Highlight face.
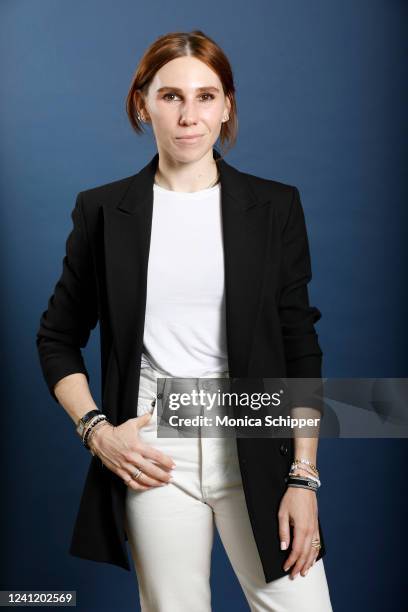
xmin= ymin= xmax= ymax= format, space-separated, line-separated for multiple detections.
xmin=139 ymin=56 xmax=231 ymax=162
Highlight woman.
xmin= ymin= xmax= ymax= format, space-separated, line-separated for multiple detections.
xmin=36 ymin=30 xmax=333 ymax=611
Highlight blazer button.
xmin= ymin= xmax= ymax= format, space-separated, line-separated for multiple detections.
xmin=279 ymin=443 xmax=288 ymax=456
xmin=157 ymin=392 xmax=163 ymax=400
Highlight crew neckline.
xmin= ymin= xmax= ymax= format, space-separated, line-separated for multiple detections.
xmin=153 ymin=181 xmax=221 ymax=198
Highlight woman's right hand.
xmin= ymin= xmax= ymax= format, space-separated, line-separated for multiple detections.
xmin=88 ymin=413 xmax=175 ymax=490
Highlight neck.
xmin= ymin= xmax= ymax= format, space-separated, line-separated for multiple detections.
xmin=154 ymin=148 xmax=219 ymax=193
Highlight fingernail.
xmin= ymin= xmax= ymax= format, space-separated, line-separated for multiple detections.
xmin=303 ymin=569 xmax=309 ymax=577
xmin=280 ymin=541 xmax=287 ymax=550
xmin=292 ymin=573 xmax=298 ymax=580
xmin=283 ymin=567 xmax=290 ymax=572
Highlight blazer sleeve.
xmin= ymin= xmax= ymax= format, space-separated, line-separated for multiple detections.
xmin=279 ymin=186 xmax=323 ymax=379
xmin=36 ymin=192 xmax=99 ymax=403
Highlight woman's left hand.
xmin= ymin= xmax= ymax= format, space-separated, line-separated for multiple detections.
xmin=278 ymin=487 xmax=320 ymax=579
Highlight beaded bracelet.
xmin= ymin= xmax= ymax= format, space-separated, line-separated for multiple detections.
xmin=82 ymin=413 xmax=106 ymax=439
xmin=83 ymin=415 xmax=109 ymax=450
xmin=87 ymin=420 xmax=111 ymax=455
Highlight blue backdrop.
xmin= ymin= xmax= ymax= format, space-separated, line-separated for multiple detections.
xmin=1 ymin=0 xmax=406 ymax=610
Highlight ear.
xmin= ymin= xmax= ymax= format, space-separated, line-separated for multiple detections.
xmin=133 ymin=90 xmax=150 ymax=121
xmin=225 ymin=94 xmax=232 ymax=115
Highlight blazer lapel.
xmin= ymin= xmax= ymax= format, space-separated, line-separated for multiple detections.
xmin=102 ymin=149 xmax=274 ymax=385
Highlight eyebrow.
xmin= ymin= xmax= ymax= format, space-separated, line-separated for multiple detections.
xmin=156 ymin=86 xmax=220 ymax=94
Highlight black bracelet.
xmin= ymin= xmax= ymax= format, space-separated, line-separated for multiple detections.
xmin=285 ymin=475 xmax=319 ymax=491
xmin=83 ymin=415 xmax=108 ymax=450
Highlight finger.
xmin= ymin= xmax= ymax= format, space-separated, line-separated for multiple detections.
xmin=133 ymin=412 xmax=154 ymax=428
xmin=283 ymin=525 xmax=307 ymax=574
xmin=278 ymin=510 xmax=291 ymax=552
xmin=129 ymin=470 xmax=169 ymax=488
xmin=121 ymin=457 xmax=171 ymax=487
xmin=311 ymin=533 xmax=322 ymax=568
xmin=123 ymin=474 xmax=151 ymax=491
xmin=104 ymin=460 xmax=152 ymax=491
xmin=290 ymin=531 xmax=314 ymax=578
xmin=301 ymin=548 xmax=319 ymax=576
xmin=118 ymin=460 xmax=163 ymax=490
xmin=139 ymin=443 xmax=176 ymax=471
xmin=124 ymin=450 xmax=173 ymax=484
xmin=301 ymin=532 xmax=319 ymax=576
xmin=125 ymin=476 xmax=151 ymax=491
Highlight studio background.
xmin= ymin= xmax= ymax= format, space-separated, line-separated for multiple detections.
xmin=1 ymin=1 xmax=406 ymax=610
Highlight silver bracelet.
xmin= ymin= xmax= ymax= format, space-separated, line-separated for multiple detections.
xmin=87 ymin=420 xmax=111 ymax=455
xmin=83 ymin=415 xmax=108 ymax=450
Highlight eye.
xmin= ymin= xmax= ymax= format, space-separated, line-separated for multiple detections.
xmin=162 ymin=93 xmax=180 ymax=101
xmin=200 ymin=93 xmax=215 ymax=101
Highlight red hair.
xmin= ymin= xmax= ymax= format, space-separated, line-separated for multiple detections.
xmin=126 ymin=30 xmax=238 ymax=159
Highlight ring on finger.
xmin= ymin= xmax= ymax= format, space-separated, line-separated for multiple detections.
xmin=131 ymin=467 xmax=143 ymax=481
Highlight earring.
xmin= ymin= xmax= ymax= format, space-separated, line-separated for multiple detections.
xmin=137 ymin=111 xmax=144 ymax=122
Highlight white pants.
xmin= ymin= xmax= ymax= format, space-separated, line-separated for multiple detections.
xmin=125 ymin=365 xmax=333 ymax=612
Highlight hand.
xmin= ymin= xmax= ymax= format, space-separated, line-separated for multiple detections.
xmin=88 ymin=413 xmax=175 ymax=491
xmin=278 ymin=486 xmax=320 ymax=579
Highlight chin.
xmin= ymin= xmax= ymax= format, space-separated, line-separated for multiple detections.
xmin=171 ymin=147 xmax=207 ymax=163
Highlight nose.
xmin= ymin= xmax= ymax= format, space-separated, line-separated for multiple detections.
xmin=179 ymin=99 xmax=199 ymax=125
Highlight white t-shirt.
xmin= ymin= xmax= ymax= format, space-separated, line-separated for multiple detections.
xmin=140 ymin=180 xmax=228 ymax=377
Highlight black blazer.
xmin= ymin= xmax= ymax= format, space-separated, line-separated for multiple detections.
xmin=36 ymin=148 xmax=326 ymax=583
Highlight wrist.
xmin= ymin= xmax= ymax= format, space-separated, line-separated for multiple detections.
xmin=286 ymin=457 xmax=321 ymax=492
xmin=89 ymin=421 xmax=113 ymax=450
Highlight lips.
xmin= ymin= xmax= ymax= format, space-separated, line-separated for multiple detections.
xmin=176 ymin=135 xmax=203 ymax=140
